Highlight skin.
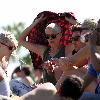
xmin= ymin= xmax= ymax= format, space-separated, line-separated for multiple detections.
xmin=18 ymin=14 xmax=74 ymax=82
xmin=0 ymin=42 xmax=13 ymax=80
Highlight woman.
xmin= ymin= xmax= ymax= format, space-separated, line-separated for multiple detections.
xmin=0 ymin=31 xmax=18 ymax=96
xmin=18 ymin=14 xmax=75 ymax=85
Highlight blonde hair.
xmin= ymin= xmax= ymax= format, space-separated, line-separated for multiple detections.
xmin=0 ymin=31 xmax=18 ymax=50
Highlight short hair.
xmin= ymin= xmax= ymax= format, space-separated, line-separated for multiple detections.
xmin=81 ymin=19 xmax=97 ymax=31
xmin=59 ymin=75 xmax=84 ymax=100
xmin=21 ymin=64 xmax=32 ymax=76
xmin=14 ymin=65 xmax=31 ymax=76
xmin=0 ymin=31 xmax=18 ymax=50
xmin=46 ymin=23 xmax=61 ymax=33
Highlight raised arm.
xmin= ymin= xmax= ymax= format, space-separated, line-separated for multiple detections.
xmin=70 ymin=43 xmax=90 ymax=67
xmin=18 ymin=14 xmax=47 ymax=58
xmin=89 ymin=19 xmax=100 ymax=71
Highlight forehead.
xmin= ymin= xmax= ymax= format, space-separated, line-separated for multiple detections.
xmin=45 ymin=27 xmax=58 ymax=34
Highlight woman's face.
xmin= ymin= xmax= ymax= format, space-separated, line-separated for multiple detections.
xmin=0 ymin=42 xmax=11 ymax=58
xmin=45 ymin=28 xmax=61 ymax=47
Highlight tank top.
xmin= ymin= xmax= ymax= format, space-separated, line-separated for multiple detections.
xmin=43 ymin=47 xmax=65 ymax=85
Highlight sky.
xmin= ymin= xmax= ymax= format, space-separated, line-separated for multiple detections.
xmin=0 ymin=0 xmax=100 ymax=28
xmin=1 ymin=0 xmax=100 ymax=78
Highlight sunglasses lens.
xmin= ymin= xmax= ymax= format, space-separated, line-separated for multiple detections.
xmin=51 ymin=35 xmax=56 ymax=39
xmin=72 ymin=36 xmax=80 ymax=41
xmin=46 ymin=34 xmax=57 ymax=39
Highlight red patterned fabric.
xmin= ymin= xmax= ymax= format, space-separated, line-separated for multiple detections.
xmin=28 ymin=11 xmax=76 ymax=69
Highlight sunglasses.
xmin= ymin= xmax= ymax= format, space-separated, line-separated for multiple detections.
xmin=81 ymin=28 xmax=89 ymax=31
xmin=0 ymin=42 xmax=13 ymax=50
xmin=45 ymin=33 xmax=59 ymax=39
xmin=71 ymin=36 xmax=80 ymax=42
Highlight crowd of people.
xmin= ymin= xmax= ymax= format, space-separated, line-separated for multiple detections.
xmin=0 ymin=11 xmax=100 ymax=100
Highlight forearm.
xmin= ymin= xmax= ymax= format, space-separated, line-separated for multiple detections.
xmin=83 ymin=73 xmax=96 ymax=89
xmin=18 ymin=22 xmax=37 ymax=43
xmin=90 ymin=45 xmax=100 ymax=71
xmin=71 ymin=44 xmax=90 ymax=67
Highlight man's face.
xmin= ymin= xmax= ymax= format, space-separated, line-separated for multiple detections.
xmin=45 ymin=28 xmax=61 ymax=46
xmin=72 ymin=31 xmax=81 ymax=49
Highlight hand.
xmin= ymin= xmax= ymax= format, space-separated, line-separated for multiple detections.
xmin=32 ymin=14 xmax=47 ymax=25
xmin=43 ymin=60 xmax=56 ymax=73
xmin=65 ymin=16 xmax=78 ymax=25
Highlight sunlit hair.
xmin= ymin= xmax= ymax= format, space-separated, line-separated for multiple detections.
xmin=0 ymin=31 xmax=18 ymax=50
xmin=46 ymin=23 xmax=61 ymax=33
xmin=81 ymin=19 xmax=97 ymax=31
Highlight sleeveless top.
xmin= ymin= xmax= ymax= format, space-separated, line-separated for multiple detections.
xmin=43 ymin=47 xmax=65 ymax=61
xmin=43 ymin=47 xmax=65 ymax=85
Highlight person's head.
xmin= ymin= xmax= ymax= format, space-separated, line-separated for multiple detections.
xmin=81 ymin=19 xmax=97 ymax=34
xmin=95 ymin=19 xmax=100 ymax=45
xmin=45 ymin=23 xmax=62 ymax=47
xmin=58 ymin=75 xmax=84 ymax=100
xmin=0 ymin=31 xmax=18 ymax=59
xmin=21 ymin=65 xmax=32 ymax=76
xmin=12 ymin=65 xmax=32 ymax=78
xmin=71 ymin=27 xmax=84 ymax=50
xmin=80 ymin=19 xmax=97 ymax=43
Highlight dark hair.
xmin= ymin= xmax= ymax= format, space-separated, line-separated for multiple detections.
xmin=72 ymin=27 xmax=82 ymax=33
xmin=59 ymin=75 xmax=84 ymax=100
xmin=21 ymin=67 xmax=31 ymax=76
xmin=13 ymin=66 xmax=21 ymax=73
xmin=13 ymin=65 xmax=31 ymax=76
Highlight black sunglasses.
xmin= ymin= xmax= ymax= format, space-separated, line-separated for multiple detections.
xmin=0 ymin=42 xmax=13 ymax=50
xmin=45 ymin=33 xmax=59 ymax=39
xmin=71 ymin=36 xmax=80 ymax=41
